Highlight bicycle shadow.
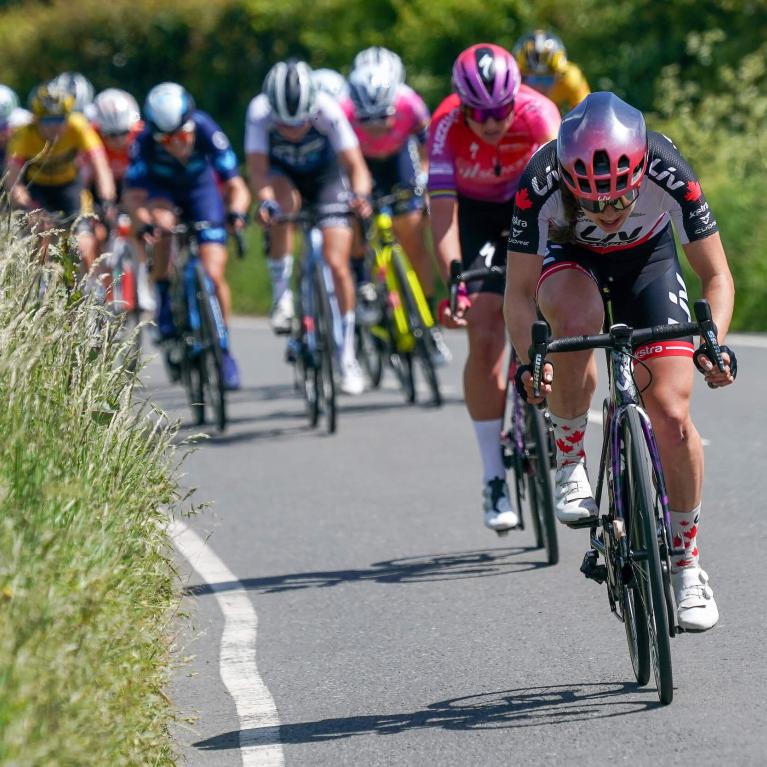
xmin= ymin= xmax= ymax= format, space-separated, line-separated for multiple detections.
xmin=184 ymin=546 xmax=547 ymax=597
xmin=192 ymin=682 xmax=660 ymax=750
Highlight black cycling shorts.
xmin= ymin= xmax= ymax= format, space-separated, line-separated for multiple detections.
xmin=457 ymin=194 xmax=514 ymax=296
xmin=271 ymin=159 xmax=352 ymax=229
xmin=28 ymin=180 xmax=84 ymax=220
xmin=539 ymin=224 xmax=694 ymax=361
xmin=367 ymin=137 xmax=425 ymax=216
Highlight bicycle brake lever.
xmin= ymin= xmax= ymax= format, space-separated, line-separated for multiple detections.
xmin=530 ymin=321 xmax=549 ymax=399
xmin=694 ymin=299 xmax=725 ymax=372
xmin=449 ymin=260 xmax=462 ymax=314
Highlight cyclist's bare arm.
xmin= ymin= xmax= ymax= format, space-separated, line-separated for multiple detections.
xmin=123 ymin=188 xmax=154 ymax=231
xmin=87 ymin=148 xmax=116 ymax=204
xmin=684 ymin=232 xmax=736 ymax=387
xmin=245 ymin=152 xmax=277 ymax=224
xmin=222 ymin=175 xmax=251 ymax=219
xmin=505 ymin=248 xmax=552 ymax=402
xmin=338 ymin=146 xmax=372 ymax=216
xmin=430 ymin=196 xmax=460 ymax=282
xmin=4 ymin=157 xmax=32 ymax=209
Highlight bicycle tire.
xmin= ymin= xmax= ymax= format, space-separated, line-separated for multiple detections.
xmin=182 ymin=348 xmax=205 ymax=426
xmin=624 ymin=407 xmax=673 ymax=704
xmin=196 ymin=264 xmax=227 ymax=432
xmin=525 ymin=405 xmax=559 ymax=565
xmin=391 ymin=249 xmax=441 ymax=406
xmin=312 ymin=261 xmax=337 ymax=434
xmin=621 ymin=570 xmax=651 ymax=686
xmin=356 ymin=323 xmax=383 ymax=388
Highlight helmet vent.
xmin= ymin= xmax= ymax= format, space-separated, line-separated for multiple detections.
xmin=593 ymin=150 xmax=610 ymax=176
xmin=617 ymin=154 xmax=630 ymax=171
xmin=574 ymin=159 xmax=587 ymax=176
xmin=596 ymin=179 xmax=611 ymax=194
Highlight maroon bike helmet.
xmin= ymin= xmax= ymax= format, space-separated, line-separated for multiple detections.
xmin=557 ymin=91 xmax=647 ymax=200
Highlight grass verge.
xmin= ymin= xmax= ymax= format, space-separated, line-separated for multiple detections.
xmin=0 ymin=213 xmax=184 ymax=765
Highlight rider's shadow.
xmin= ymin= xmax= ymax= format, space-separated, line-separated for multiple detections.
xmin=192 ymin=681 xmax=659 ymax=750
xmin=184 ymin=546 xmax=549 ymax=597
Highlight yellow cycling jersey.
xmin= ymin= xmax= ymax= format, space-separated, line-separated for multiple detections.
xmin=7 ymin=112 xmax=103 ymax=186
xmin=524 ymin=62 xmax=591 ymax=114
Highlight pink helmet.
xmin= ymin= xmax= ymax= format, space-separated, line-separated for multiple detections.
xmin=452 ymin=43 xmax=521 ymax=109
xmin=557 ymin=92 xmax=648 ymax=200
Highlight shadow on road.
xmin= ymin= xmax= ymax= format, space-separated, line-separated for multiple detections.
xmin=193 ymin=681 xmax=659 ymax=750
xmin=185 ymin=546 xmax=548 ymax=597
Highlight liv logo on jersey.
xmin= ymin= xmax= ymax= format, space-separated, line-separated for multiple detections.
xmin=648 ymin=158 xmax=686 ymax=192
xmin=579 ymin=225 xmax=643 ymax=246
xmin=531 ymin=164 xmax=559 ymax=196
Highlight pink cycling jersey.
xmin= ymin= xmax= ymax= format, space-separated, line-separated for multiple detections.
xmin=427 ymin=86 xmax=560 ymax=203
xmin=342 ymin=84 xmax=430 ymax=159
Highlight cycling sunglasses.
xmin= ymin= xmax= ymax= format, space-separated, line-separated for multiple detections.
xmin=103 ymin=130 xmax=130 ymax=139
xmin=39 ymin=115 xmax=66 ymax=126
xmin=358 ymin=108 xmax=396 ymax=124
xmin=462 ymin=101 xmax=515 ymax=124
xmin=153 ymin=120 xmax=195 ymax=144
xmin=577 ymin=186 xmax=640 ymax=213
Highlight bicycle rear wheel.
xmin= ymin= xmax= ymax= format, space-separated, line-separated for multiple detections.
xmin=624 ymin=407 xmax=673 ymax=704
xmin=196 ymin=264 xmax=227 ymax=432
xmin=525 ymin=405 xmax=559 ymax=565
xmin=356 ymin=322 xmax=383 ymax=388
xmin=312 ymin=262 xmax=337 ymax=434
xmin=181 ymin=345 xmax=205 ymax=426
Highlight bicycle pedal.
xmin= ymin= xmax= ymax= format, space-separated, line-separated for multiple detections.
xmin=495 ymin=528 xmax=511 ymax=538
xmin=566 ymin=515 xmax=599 ymax=530
xmin=580 ymin=550 xmax=607 ymax=584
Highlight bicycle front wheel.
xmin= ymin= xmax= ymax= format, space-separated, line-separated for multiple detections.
xmin=624 ymin=407 xmax=673 ymax=704
xmin=312 ymin=262 xmax=337 ymax=434
xmin=525 ymin=405 xmax=559 ymax=565
xmin=196 ymin=265 xmax=227 ymax=432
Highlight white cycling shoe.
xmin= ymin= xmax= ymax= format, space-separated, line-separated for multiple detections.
xmin=340 ymin=358 xmax=365 ymax=396
xmin=270 ymin=290 xmax=294 ymax=335
xmin=483 ymin=478 xmax=519 ymax=532
xmin=554 ymin=463 xmax=599 ymax=524
xmin=672 ymin=567 xmax=719 ymax=632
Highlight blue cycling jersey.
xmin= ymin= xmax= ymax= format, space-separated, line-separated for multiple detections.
xmin=125 ymin=110 xmax=239 ymax=189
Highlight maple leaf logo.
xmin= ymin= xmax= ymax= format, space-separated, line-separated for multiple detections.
xmin=684 ymin=181 xmax=702 ymax=202
xmin=515 ymin=188 xmax=533 ymax=210
xmin=556 ymin=439 xmax=573 ymax=454
xmin=566 ymin=430 xmax=585 ymax=444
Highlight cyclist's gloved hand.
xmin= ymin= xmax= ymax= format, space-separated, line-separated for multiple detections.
xmin=137 ymin=222 xmax=156 ymax=243
xmin=513 ymin=360 xmax=554 ymax=404
xmin=101 ymin=199 xmax=118 ymax=226
xmin=694 ymin=342 xmax=737 ymax=388
xmin=257 ymin=200 xmax=282 ymax=226
xmin=438 ymin=285 xmax=471 ymax=329
xmin=350 ymin=192 xmax=373 ymax=220
xmin=227 ymin=210 xmax=248 ymax=230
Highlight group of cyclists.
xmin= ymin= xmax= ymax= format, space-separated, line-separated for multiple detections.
xmin=0 ymin=28 xmax=737 ymax=633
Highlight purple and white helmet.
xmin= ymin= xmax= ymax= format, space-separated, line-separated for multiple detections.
xmin=452 ymin=43 xmax=520 ymax=109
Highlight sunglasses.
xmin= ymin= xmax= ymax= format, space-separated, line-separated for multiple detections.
xmin=577 ymin=186 xmax=640 ymax=213
xmin=103 ymin=130 xmax=130 ymax=139
xmin=358 ymin=108 xmax=396 ymax=125
xmin=39 ymin=116 xmax=66 ymax=126
xmin=462 ymin=101 xmax=515 ymax=124
xmin=153 ymin=120 xmax=195 ymax=144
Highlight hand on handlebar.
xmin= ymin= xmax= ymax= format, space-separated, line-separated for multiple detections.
xmin=438 ymin=292 xmax=471 ymax=329
xmin=257 ymin=200 xmax=282 ymax=227
xmin=515 ymin=362 xmax=554 ymax=404
xmin=694 ymin=344 xmax=737 ymax=389
xmin=350 ymin=193 xmax=372 ymax=220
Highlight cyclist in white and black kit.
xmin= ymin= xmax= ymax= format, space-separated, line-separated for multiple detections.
xmin=245 ymin=59 xmax=372 ymax=395
xmin=505 ymin=92 xmax=736 ymax=631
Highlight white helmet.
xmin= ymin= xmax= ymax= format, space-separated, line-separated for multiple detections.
xmin=0 ymin=84 xmax=19 ymax=126
xmin=348 ymin=62 xmax=399 ymax=120
xmin=263 ymin=60 xmax=316 ymax=125
xmin=8 ymin=107 xmax=32 ymax=130
xmin=93 ymin=88 xmax=141 ymax=135
xmin=144 ymin=82 xmax=195 ymax=133
xmin=352 ymin=47 xmax=405 ymax=86
xmin=51 ymin=71 xmax=95 ymax=112
xmin=312 ymin=68 xmax=349 ymax=102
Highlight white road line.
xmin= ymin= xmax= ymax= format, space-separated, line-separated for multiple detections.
xmin=170 ymin=518 xmax=285 ymax=767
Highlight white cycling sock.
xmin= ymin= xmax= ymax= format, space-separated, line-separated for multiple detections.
xmin=670 ymin=504 xmax=701 ymax=573
xmin=341 ymin=311 xmax=356 ymax=367
xmin=550 ymin=411 xmax=589 ymax=470
xmin=472 ymin=418 xmax=506 ymax=483
xmin=267 ymin=255 xmax=293 ymax=304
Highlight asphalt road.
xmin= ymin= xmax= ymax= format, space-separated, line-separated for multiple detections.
xmin=154 ymin=319 xmax=767 ymax=767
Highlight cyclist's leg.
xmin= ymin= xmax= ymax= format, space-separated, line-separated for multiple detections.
xmin=267 ymin=171 xmax=301 ymax=331
xmin=621 ymin=232 xmax=716 ymax=629
xmin=536 ymin=244 xmax=603 ymax=522
xmin=146 ymin=195 xmax=178 ymax=338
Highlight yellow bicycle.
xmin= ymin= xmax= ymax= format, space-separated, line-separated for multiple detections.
xmin=356 ymin=191 xmax=442 ymax=407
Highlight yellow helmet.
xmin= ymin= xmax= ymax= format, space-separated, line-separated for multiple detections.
xmin=29 ymin=81 xmax=75 ymax=118
xmin=512 ymin=30 xmax=567 ymax=76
